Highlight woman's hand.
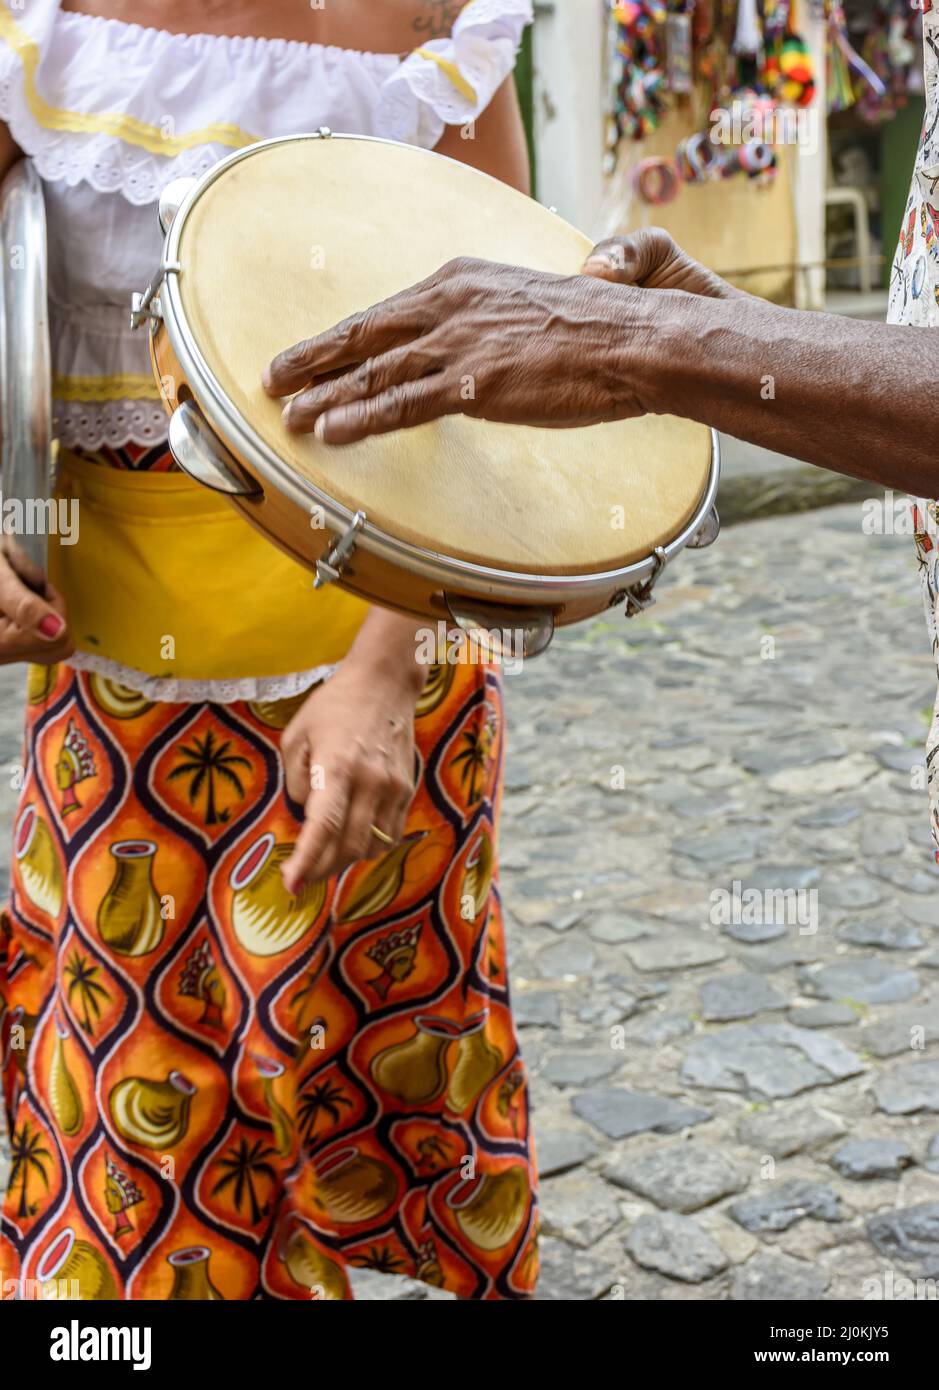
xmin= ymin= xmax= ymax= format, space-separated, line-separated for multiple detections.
xmin=0 ymin=548 xmax=74 ymax=666
xmin=279 ymin=613 xmax=424 ymax=890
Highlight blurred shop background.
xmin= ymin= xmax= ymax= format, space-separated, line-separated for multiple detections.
xmin=514 ymin=1 xmax=924 ymax=522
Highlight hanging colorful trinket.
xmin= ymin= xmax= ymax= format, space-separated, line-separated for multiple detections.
xmin=825 ymin=0 xmax=886 ymax=113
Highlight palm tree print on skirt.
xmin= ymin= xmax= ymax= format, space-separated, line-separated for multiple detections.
xmin=0 ymin=660 xmax=537 ymax=1299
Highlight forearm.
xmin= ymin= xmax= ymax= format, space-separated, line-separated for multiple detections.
xmin=628 ymin=287 xmax=939 ymax=496
xmin=344 ymin=605 xmax=426 ymax=698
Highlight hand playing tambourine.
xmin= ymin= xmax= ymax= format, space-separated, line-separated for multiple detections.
xmin=263 ymin=230 xmax=746 ymax=444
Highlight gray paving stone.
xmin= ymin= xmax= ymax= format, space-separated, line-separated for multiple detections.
xmin=868 ymin=861 xmax=939 ymax=895
xmin=872 ymin=1059 xmax=939 ymax=1114
xmin=925 ymin=1132 xmax=939 ymax=1175
xmin=837 ymin=919 xmax=924 ymax=951
xmin=604 ymin=972 xmax=669 ymax=1002
xmin=859 ymin=821 xmax=909 ymax=857
xmin=534 ymin=1236 xmax=619 ymax=1301
xmin=830 ymin=1138 xmax=913 ymax=1180
xmin=543 ymin=1050 xmax=621 ymax=1088
xmin=729 ymin=864 xmax=822 ymax=893
xmin=860 ymin=1007 xmax=939 ymax=1059
xmin=535 ymin=938 xmax=597 ymax=979
xmin=624 ymin=936 xmax=727 ymax=973
xmin=736 ymin=1104 xmax=847 ymax=1158
xmin=681 ymin=1023 xmax=863 ymax=1099
xmin=624 ymin=1211 xmax=729 ymax=1283
xmin=535 ymin=1128 xmax=599 ymax=1178
xmin=742 ymin=942 xmax=825 ymax=973
xmin=629 ymin=1012 xmax=695 ymax=1047
xmin=572 ymin=1087 xmax=711 ymax=1140
xmin=767 ymin=755 xmax=878 ymax=797
xmin=698 ymin=973 xmax=787 ymax=1021
xmin=605 ymin=1142 xmax=748 ymax=1213
xmin=588 ymin=913 xmax=653 ymax=944
xmin=503 ymin=760 xmax=538 ymax=793
xmin=820 ymin=877 xmax=886 ymax=910
xmin=902 ymin=898 xmax=939 ymax=928
xmin=721 ymin=918 xmax=787 ymax=945
xmin=514 ymin=991 xmax=562 ymax=1029
xmin=872 ymin=744 xmax=923 ymax=774
xmin=796 ymin=804 xmax=862 ymax=829
xmin=867 ymin=1203 xmax=939 ymax=1276
xmin=682 ymin=827 xmax=771 ymax=865
xmin=728 ymin=1179 xmax=844 ymax=1232
xmin=541 ymin=1171 xmax=623 ymax=1249
xmin=543 ymin=909 xmax=589 ymax=934
xmin=576 ymin=992 xmax=638 ymax=1026
xmin=799 ymin=958 xmax=921 ymax=1005
xmin=731 ymin=1251 xmax=830 ymax=1300
xmin=786 ymin=1003 xmax=859 ymax=1029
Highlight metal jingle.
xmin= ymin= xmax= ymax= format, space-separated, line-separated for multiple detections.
xmin=159 ymin=177 xmax=199 ymax=234
xmin=168 ymin=400 xmax=261 ymax=496
xmin=444 ymin=596 xmax=555 ymax=659
xmin=687 ymin=503 xmax=721 ymax=549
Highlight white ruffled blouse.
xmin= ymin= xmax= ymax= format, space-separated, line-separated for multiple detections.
xmin=0 ymin=0 xmax=532 ymax=452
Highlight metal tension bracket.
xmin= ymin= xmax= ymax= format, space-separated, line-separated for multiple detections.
xmin=130 ymin=261 xmax=182 ymax=330
xmin=622 ymin=545 xmax=668 ymax=619
xmin=314 ymin=510 xmax=367 ymax=589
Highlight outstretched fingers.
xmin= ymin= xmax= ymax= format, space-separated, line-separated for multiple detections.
xmin=282 ymin=344 xmax=442 ymax=433
xmin=313 ymin=377 xmax=456 ymax=445
xmin=264 ymin=287 xmax=438 ymax=398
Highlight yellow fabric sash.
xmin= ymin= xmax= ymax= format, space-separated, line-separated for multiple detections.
xmin=49 ymin=452 xmax=369 ymax=681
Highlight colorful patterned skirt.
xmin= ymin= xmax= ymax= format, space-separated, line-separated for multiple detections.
xmin=0 ymin=658 xmax=538 ymax=1299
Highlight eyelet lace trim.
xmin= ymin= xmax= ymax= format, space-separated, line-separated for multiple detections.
xmin=68 ymin=649 xmax=336 ymax=705
xmin=53 ymin=397 xmax=169 ymax=450
xmin=0 ymin=69 xmax=230 ymax=204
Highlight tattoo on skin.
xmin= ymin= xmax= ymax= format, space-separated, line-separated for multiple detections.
xmin=413 ymin=1 xmax=465 ymax=40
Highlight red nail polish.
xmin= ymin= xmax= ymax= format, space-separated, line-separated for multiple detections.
xmin=39 ymin=615 xmax=63 ymax=639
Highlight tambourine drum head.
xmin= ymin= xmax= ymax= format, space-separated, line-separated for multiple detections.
xmin=177 ymin=138 xmax=711 ymax=576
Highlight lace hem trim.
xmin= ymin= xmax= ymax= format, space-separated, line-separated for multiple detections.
xmin=68 ymin=650 xmax=336 ymax=705
xmin=53 ymin=397 xmax=169 ymax=450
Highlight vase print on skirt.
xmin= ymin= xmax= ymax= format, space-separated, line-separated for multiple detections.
xmin=0 ymin=658 xmax=538 ymax=1299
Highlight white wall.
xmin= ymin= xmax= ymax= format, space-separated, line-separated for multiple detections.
xmin=792 ymin=4 xmax=828 ymax=310
xmin=532 ymin=0 xmax=607 ymax=234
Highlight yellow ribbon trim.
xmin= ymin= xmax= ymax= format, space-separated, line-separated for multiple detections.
xmin=0 ymin=6 xmax=258 ymax=156
xmin=414 ymin=47 xmax=478 ymax=106
xmin=53 ymin=374 xmax=161 ymax=402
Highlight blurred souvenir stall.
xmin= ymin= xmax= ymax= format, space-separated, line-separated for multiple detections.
xmin=530 ymin=1 xmax=925 ymax=310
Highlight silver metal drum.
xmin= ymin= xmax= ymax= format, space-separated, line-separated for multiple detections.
xmin=0 ymin=159 xmax=52 ymax=585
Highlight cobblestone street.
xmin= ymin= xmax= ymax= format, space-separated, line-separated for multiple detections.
xmin=3 ymin=502 xmax=939 ymax=1300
